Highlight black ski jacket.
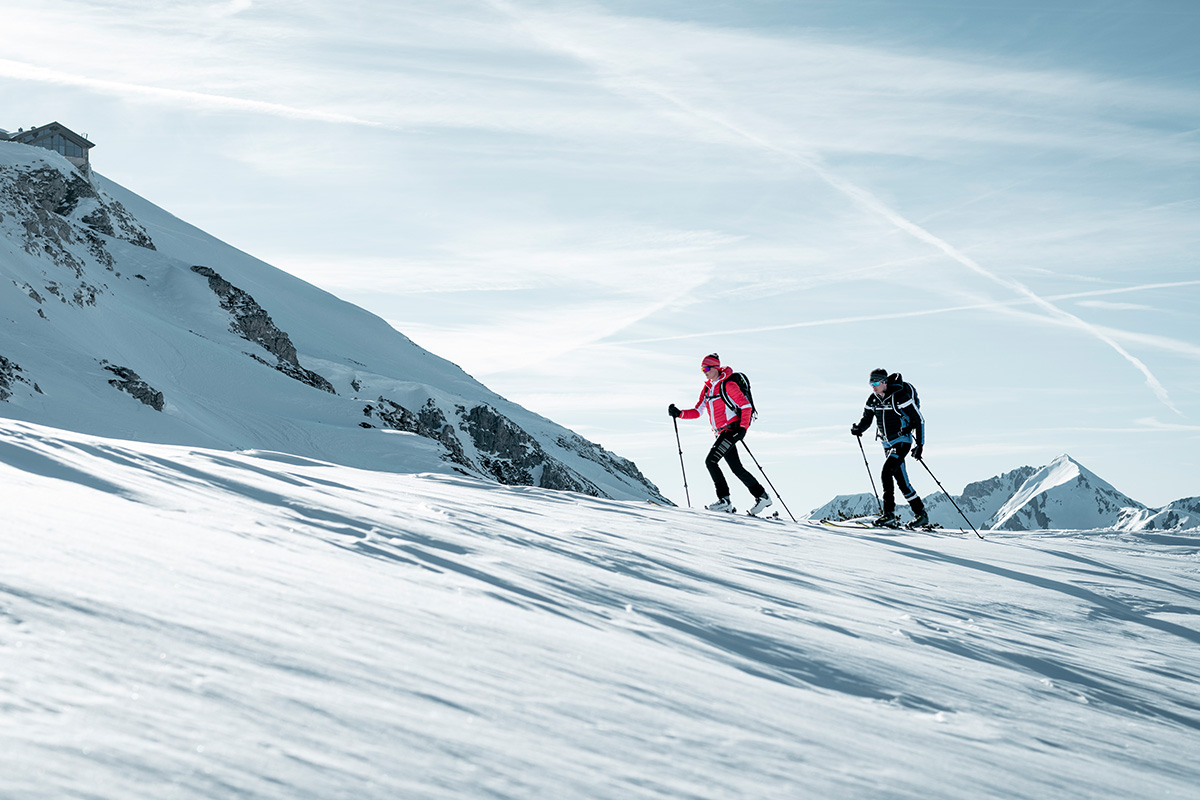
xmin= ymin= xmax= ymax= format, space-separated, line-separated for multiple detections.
xmin=854 ymin=373 xmax=924 ymax=448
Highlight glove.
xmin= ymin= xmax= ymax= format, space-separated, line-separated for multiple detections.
xmin=725 ymin=423 xmax=745 ymax=442
xmin=850 ymin=423 xmax=863 ymax=437
xmin=668 ymin=403 xmax=681 ymax=418
xmin=912 ymin=443 xmax=924 ymax=460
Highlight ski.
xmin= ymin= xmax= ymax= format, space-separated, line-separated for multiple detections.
xmin=820 ymin=518 xmax=897 ymax=531
xmin=819 ymin=517 xmax=953 ymax=534
xmin=747 ymin=510 xmax=783 ymax=521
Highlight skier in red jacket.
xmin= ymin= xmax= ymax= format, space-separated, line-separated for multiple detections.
xmin=670 ymin=354 xmax=772 ymax=515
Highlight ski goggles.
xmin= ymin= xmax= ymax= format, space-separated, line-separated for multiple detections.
xmin=870 ymin=379 xmax=886 ymax=387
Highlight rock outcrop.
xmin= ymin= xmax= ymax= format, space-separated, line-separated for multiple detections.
xmin=190 ymin=265 xmax=336 ymax=395
xmin=0 ymin=355 xmax=30 ymax=401
xmin=0 ymin=162 xmax=154 ymax=285
xmin=102 ymin=362 xmax=165 ymax=411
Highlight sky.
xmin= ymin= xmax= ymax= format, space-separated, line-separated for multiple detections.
xmin=2 ymin=0 xmax=1198 ymax=511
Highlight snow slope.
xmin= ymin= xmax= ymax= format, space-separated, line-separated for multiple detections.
xmin=3 ymin=420 xmax=1199 ymax=799
xmin=0 ymin=143 xmax=663 ymax=502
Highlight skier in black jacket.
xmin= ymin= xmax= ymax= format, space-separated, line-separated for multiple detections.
xmin=850 ymin=368 xmax=929 ymax=528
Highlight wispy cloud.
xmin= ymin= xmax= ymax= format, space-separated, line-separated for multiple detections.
xmin=1076 ymin=300 xmax=1156 ymax=311
xmin=482 ymin=0 xmax=1188 ymax=415
xmin=0 ymin=58 xmax=382 ymax=127
xmin=610 ymin=280 xmax=1200 ymax=342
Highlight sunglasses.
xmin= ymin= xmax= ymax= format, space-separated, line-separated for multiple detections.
xmin=703 ymin=365 xmax=717 ymax=372
xmin=870 ymin=380 xmax=886 ymax=387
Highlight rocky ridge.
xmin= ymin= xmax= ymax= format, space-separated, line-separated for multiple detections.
xmin=0 ymin=142 xmax=668 ymax=503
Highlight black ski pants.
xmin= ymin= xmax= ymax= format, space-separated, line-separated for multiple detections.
xmin=881 ymin=442 xmax=924 ymax=515
xmin=706 ymin=431 xmax=764 ymax=500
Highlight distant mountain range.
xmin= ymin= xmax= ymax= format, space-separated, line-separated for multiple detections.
xmin=0 ymin=142 xmax=667 ymax=503
xmin=809 ymin=454 xmax=1199 ymax=532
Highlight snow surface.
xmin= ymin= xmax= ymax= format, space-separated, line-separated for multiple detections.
xmin=3 ymin=420 xmax=1199 ymax=799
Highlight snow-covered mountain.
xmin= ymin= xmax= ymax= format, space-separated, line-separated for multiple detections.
xmin=0 ymin=142 xmax=665 ymax=502
xmin=928 ymin=463 xmax=1039 ymax=528
xmin=808 ymin=454 xmax=1187 ymax=532
xmin=989 ymin=454 xmax=1145 ymax=531
xmin=1117 ymin=497 xmax=1200 ymax=532
xmin=4 ymin=420 xmax=1199 ymax=799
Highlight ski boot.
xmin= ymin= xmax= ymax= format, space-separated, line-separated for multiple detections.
xmin=907 ymin=511 xmax=931 ymax=529
xmin=706 ymin=497 xmax=734 ymax=513
xmin=747 ymin=493 xmax=773 ymax=517
xmin=873 ymin=510 xmax=901 ymax=528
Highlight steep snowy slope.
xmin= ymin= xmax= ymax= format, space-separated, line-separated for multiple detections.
xmin=0 ymin=143 xmax=663 ymax=501
xmin=991 ymin=454 xmax=1146 ymax=531
xmin=3 ymin=420 xmax=1199 ymax=799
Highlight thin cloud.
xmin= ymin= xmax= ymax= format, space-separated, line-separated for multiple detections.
xmin=0 ymin=58 xmax=383 ymax=127
xmin=486 ymin=0 xmax=1184 ymax=415
xmin=611 ymin=280 xmax=1200 ymax=343
xmin=1077 ymin=300 xmax=1155 ymax=311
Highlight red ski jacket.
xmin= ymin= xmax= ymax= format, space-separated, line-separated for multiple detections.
xmin=679 ymin=367 xmax=753 ymax=434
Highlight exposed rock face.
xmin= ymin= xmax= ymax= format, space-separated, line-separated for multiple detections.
xmin=190 ymin=265 xmax=336 ymax=395
xmin=364 ymin=397 xmax=472 ymax=470
xmin=460 ymin=404 xmax=604 ymax=495
xmin=362 ymin=396 xmax=635 ymax=498
xmin=103 ymin=363 xmax=165 ymax=411
xmin=0 ymin=355 xmax=29 ymax=401
xmin=0 ymin=161 xmax=155 ymax=317
xmin=0 ymin=163 xmax=154 ymax=283
xmin=555 ymin=433 xmax=659 ymax=496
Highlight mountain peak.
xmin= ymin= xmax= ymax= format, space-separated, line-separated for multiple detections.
xmin=991 ymin=453 xmax=1143 ymax=531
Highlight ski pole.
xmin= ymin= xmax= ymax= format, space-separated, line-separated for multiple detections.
xmin=916 ymin=458 xmax=984 ymax=540
xmin=673 ymin=417 xmax=691 ymax=508
xmin=856 ymin=435 xmax=883 ymax=515
xmin=740 ymin=442 xmax=797 ymax=522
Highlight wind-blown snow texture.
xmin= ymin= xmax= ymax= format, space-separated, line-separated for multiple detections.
xmin=2 ymin=420 xmax=1199 ymax=799
xmin=0 ymin=143 xmax=663 ymax=503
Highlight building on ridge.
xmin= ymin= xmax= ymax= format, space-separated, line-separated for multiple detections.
xmin=2 ymin=122 xmax=95 ymax=171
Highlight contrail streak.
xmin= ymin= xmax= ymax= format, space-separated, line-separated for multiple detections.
xmin=486 ymin=0 xmax=1182 ymax=414
xmin=614 ymin=281 xmax=1200 ymax=345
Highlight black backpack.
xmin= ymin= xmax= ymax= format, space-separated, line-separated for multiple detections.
xmin=719 ymin=372 xmax=758 ymax=420
xmin=890 ymin=372 xmax=920 ymax=410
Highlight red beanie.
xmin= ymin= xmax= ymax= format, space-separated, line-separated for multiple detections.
xmin=701 ymin=353 xmax=721 ymax=368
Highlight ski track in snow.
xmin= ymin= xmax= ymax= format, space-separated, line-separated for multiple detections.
xmin=2 ymin=420 xmax=1199 ymax=799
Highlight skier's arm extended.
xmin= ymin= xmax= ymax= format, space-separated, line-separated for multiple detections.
xmin=850 ymin=402 xmax=874 ymax=436
xmin=678 ymin=386 xmax=706 ymax=421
